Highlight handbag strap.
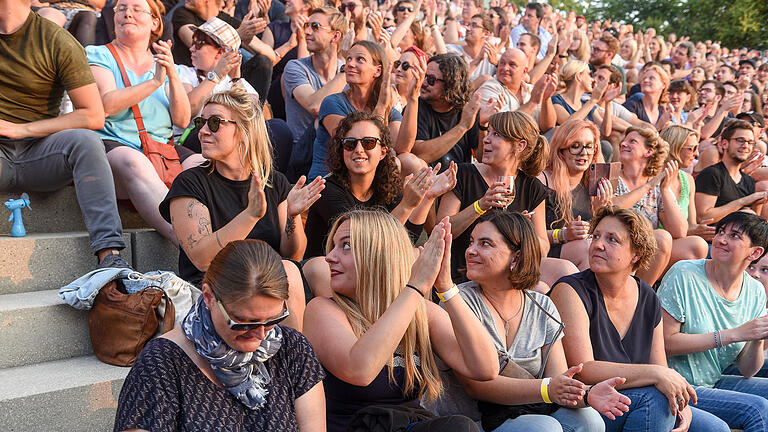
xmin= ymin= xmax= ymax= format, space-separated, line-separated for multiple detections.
xmin=160 ymin=290 xmax=176 ymax=332
xmin=105 ymin=42 xmax=149 ymax=137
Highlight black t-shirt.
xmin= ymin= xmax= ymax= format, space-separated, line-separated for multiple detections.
xmin=695 ymin=161 xmax=755 ymax=208
xmin=114 ymin=330 xmax=325 ymax=432
xmin=172 ymin=8 xmax=241 ymax=67
xmin=415 ymin=98 xmax=479 ymax=169
xmin=159 ymin=166 xmax=290 ymax=286
xmin=449 ymin=163 xmax=547 ymax=278
xmin=554 ymin=269 xmax=661 ymax=364
xmin=303 ymin=174 xmax=422 ymax=259
xmin=541 ymin=172 xmax=593 ymax=230
xmin=622 ymin=97 xmax=666 ymax=124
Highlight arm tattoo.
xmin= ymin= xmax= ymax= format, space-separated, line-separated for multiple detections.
xmin=186 ymin=234 xmax=198 ymax=250
xmin=285 ymin=216 xmax=296 ymax=239
xmin=186 ymin=200 xmax=196 ymax=218
xmin=198 ymin=216 xmax=211 ymax=235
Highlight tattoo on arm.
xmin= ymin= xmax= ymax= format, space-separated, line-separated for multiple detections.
xmin=285 ymin=216 xmax=296 ymax=239
xmin=198 ymin=216 xmax=211 ymax=235
xmin=186 ymin=234 xmax=199 ymax=250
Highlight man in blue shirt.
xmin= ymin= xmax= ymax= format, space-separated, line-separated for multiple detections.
xmin=507 ymin=2 xmax=551 ymax=60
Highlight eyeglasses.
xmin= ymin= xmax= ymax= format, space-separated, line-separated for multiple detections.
xmin=566 ymin=143 xmax=596 ymax=155
xmin=397 ymin=5 xmax=413 ymax=12
xmin=114 ymin=5 xmax=153 ymax=16
xmin=341 ymin=136 xmax=381 ymax=151
xmin=393 ymin=60 xmax=411 ymax=71
xmin=424 ymin=74 xmax=445 ymax=86
xmin=303 ymin=21 xmax=330 ymax=31
xmin=194 ymin=116 xmax=238 ymax=132
xmin=730 ymin=136 xmax=756 ymax=147
xmin=339 ymin=2 xmax=357 ymax=13
xmin=215 ymin=298 xmax=290 ymax=332
xmin=591 ymin=46 xmax=609 ymax=53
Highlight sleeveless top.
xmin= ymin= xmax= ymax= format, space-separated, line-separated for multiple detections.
xmin=554 ymin=269 xmax=661 ymax=364
xmin=324 ymin=349 xmax=421 ymax=432
xmin=677 ymin=170 xmax=690 ymax=221
xmin=551 ymin=94 xmax=596 ymax=122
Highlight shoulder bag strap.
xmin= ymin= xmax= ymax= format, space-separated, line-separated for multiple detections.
xmin=105 ymin=42 xmax=149 ymax=138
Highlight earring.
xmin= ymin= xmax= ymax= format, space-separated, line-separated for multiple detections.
xmin=510 ymin=263 xmax=516 ymax=271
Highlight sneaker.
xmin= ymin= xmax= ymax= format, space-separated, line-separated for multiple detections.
xmin=98 ymin=251 xmax=132 ymax=269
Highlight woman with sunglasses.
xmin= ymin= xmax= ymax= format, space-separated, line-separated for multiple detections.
xmin=87 ymin=0 xmax=205 ymax=244
xmin=114 ymin=239 xmax=326 ymax=431
xmin=160 ymin=87 xmax=323 ymax=326
xmin=304 ymin=210 xmax=499 ymax=432
xmin=612 ymin=125 xmax=708 ymax=284
xmin=538 ymin=120 xmax=608 ymax=270
xmin=429 ymin=211 xmax=629 ymax=432
xmin=308 ymin=40 xmax=403 ymax=179
xmin=393 ymin=47 xmax=429 ymax=113
xmin=660 ymin=125 xmax=716 ymax=242
xmin=437 ymin=111 xmax=579 ymax=289
xmin=550 ymin=206 xmax=729 ymax=432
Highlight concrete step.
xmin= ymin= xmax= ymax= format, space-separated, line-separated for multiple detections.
xmin=0 ymin=289 xmax=91 ymax=369
xmin=0 ymin=230 xmax=179 ymax=296
xmin=1 ymin=187 xmax=150 ymax=235
xmin=0 ymin=232 xmax=133 ymax=296
xmin=0 ymin=355 xmax=128 ymax=432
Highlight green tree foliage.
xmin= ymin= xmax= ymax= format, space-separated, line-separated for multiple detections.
xmin=578 ymin=0 xmax=768 ymax=48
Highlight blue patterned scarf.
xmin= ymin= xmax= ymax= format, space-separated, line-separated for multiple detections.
xmin=182 ymin=297 xmax=283 ymax=409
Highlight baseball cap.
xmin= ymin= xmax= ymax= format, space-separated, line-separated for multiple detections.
xmin=191 ymin=17 xmax=241 ymax=51
xmin=737 ymin=111 xmax=765 ymax=128
xmin=739 ymin=58 xmax=757 ymax=69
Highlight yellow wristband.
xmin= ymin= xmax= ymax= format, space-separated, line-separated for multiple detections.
xmin=437 ymin=285 xmax=460 ymax=302
xmin=541 ymin=377 xmax=552 ymax=403
xmin=552 ymin=229 xmax=560 ymax=244
xmin=473 ymin=200 xmax=487 ymax=215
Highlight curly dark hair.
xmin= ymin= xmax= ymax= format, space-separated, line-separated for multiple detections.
xmin=328 ymin=112 xmax=402 ymax=206
xmin=428 ymin=53 xmax=472 ymax=107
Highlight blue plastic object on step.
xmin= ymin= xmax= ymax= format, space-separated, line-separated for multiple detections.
xmin=4 ymin=193 xmax=31 ymax=237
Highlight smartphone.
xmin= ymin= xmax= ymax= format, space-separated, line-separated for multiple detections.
xmin=588 ymin=162 xmax=621 ymax=196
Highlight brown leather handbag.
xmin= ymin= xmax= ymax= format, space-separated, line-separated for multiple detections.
xmin=88 ymin=280 xmax=175 ymax=367
xmin=105 ymin=42 xmax=183 ymax=189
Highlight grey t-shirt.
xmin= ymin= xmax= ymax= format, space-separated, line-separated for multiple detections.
xmin=282 ymin=56 xmax=344 ymax=144
xmin=425 ymin=281 xmax=564 ymax=419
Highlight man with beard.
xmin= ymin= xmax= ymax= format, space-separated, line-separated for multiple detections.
xmin=695 ymin=120 xmax=767 ymax=223
xmin=446 ymin=14 xmax=497 ymax=80
xmin=339 ymin=0 xmax=371 ymax=41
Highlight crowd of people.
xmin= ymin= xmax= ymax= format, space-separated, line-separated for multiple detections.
xmin=3 ymin=0 xmax=768 ymax=430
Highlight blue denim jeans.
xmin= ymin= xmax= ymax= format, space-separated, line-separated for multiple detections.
xmin=492 ymin=414 xmax=563 ymax=432
xmin=693 ymin=372 xmax=768 ymax=431
xmin=551 ymin=407 xmax=604 ymax=432
xmin=721 ymin=358 xmax=768 ymax=377
xmin=602 ymin=386 xmax=675 ymax=432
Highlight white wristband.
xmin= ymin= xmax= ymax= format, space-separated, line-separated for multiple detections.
xmin=437 ymin=285 xmax=460 ymax=302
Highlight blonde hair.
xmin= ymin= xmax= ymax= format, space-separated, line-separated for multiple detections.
xmin=203 ymin=88 xmax=273 ymax=185
xmin=546 ymin=119 xmax=601 ymax=228
xmin=643 ymin=64 xmax=670 ymax=105
xmin=569 ymin=30 xmax=589 ymax=62
xmin=619 ymin=37 xmax=637 ymax=60
xmin=661 ymin=125 xmax=699 ymax=166
xmin=626 ymin=125 xmax=669 ymax=178
xmin=560 ymin=59 xmax=590 ymax=88
xmin=325 ymin=210 xmax=442 ymax=401
xmin=488 ymin=111 xmax=548 ymax=177
xmin=650 ymin=35 xmax=668 ymax=62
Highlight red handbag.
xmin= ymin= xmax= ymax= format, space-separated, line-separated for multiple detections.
xmin=106 ymin=43 xmax=182 ymax=189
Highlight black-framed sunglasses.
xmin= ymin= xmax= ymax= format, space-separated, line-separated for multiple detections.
xmin=192 ymin=38 xmax=218 ymax=50
xmin=424 ymin=74 xmax=445 ymax=86
xmin=194 ymin=116 xmax=237 ymax=132
xmin=397 ymin=5 xmax=413 ymax=12
xmin=393 ymin=60 xmax=411 ymax=71
xmin=215 ymin=298 xmax=290 ymax=332
xmin=341 ymin=136 xmax=381 ymax=151
xmin=303 ymin=21 xmax=330 ymax=31
xmin=339 ymin=2 xmax=357 ymax=12
xmin=566 ymin=143 xmax=596 ymax=155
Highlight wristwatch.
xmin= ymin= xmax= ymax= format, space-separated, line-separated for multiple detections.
xmin=206 ymin=70 xmax=221 ymax=84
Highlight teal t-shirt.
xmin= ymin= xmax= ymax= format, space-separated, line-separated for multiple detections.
xmin=658 ymin=259 xmax=767 ymax=387
xmin=86 ymin=45 xmax=181 ymax=149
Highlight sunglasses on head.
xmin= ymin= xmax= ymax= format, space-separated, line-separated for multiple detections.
xmin=303 ymin=21 xmax=329 ymax=31
xmin=397 ymin=5 xmax=413 ymax=12
xmin=341 ymin=136 xmax=381 ymax=151
xmin=393 ymin=60 xmax=411 ymax=71
xmin=424 ymin=74 xmax=445 ymax=86
xmin=215 ymin=298 xmax=290 ymax=332
xmin=194 ymin=116 xmax=237 ymax=132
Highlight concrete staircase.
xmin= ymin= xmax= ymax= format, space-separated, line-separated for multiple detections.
xmin=0 ymin=187 xmax=179 ymax=431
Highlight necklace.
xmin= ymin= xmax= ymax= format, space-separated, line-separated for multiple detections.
xmin=483 ymin=290 xmax=524 ymax=338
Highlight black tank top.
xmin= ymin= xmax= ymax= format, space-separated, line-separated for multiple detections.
xmin=554 ymin=269 xmax=661 ymax=364
xmin=324 ymin=349 xmax=421 ymax=432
